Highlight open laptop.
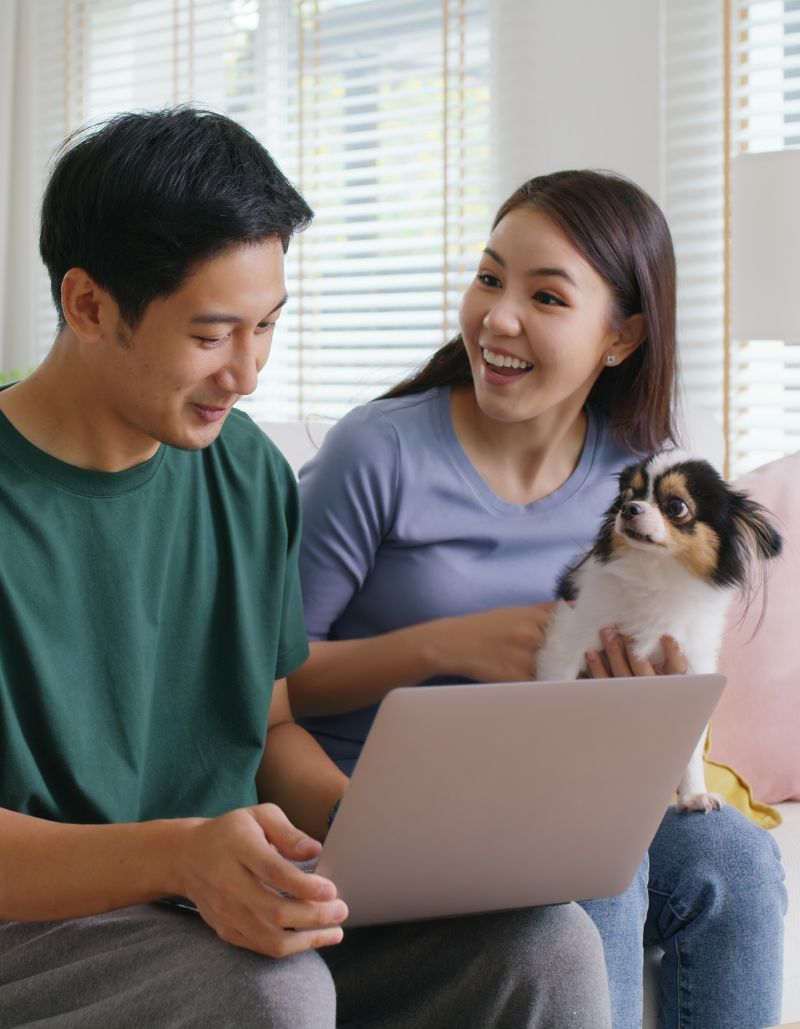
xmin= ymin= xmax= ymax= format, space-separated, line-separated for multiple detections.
xmin=315 ymin=673 xmax=726 ymax=927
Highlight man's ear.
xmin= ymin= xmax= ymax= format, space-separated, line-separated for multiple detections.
xmin=607 ymin=312 xmax=646 ymax=367
xmin=60 ymin=268 xmax=119 ymax=343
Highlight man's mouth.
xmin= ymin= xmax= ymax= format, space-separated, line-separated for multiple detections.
xmin=192 ymin=402 xmax=232 ymax=424
xmin=480 ymin=346 xmax=534 ymax=377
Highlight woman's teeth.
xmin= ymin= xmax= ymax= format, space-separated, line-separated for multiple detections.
xmin=481 ymin=347 xmax=533 ymax=371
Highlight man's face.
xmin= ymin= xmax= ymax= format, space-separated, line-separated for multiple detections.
xmin=94 ymin=239 xmax=286 ymax=459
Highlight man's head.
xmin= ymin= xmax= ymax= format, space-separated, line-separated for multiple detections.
xmin=40 ymin=106 xmax=312 ymax=330
xmin=35 ymin=108 xmax=311 ymax=462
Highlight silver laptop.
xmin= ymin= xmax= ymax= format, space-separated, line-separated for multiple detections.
xmin=315 ymin=674 xmax=726 ymax=927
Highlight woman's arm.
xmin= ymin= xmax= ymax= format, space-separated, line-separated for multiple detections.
xmin=289 ymin=603 xmax=555 ymax=717
xmin=256 ymin=679 xmax=349 ymax=840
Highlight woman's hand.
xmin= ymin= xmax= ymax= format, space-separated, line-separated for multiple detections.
xmin=435 ymin=603 xmax=557 ymax=682
xmin=584 ymin=629 xmax=688 ymax=678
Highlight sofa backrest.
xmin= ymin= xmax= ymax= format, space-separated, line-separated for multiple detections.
xmin=259 ymin=402 xmax=725 ymax=479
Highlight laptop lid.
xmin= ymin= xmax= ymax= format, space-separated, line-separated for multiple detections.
xmin=315 ymin=673 xmax=726 ymax=928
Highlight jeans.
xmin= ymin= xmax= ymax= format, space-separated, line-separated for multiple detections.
xmin=580 ymin=805 xmax=787 ymax=1029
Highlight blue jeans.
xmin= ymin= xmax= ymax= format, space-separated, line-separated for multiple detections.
xmin=580 ymin=805 xmax=787 ymax=1029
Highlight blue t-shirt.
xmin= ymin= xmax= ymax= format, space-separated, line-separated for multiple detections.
xmin=298 ymin=385 xmax=634 ymax=773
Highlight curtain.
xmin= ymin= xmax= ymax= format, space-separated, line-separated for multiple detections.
xmin=0 ymin=0 xmax=40 ymax=378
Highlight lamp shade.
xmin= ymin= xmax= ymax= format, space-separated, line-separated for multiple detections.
xmin=731 ymin=149 xmax=800 ymax=341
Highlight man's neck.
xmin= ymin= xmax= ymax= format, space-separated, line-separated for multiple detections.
xmin=0 ymin=337 xmax=159 ymax=472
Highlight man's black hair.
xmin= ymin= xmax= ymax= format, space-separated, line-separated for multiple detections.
xmin=39 ymin=106 xmax=313 ymax=329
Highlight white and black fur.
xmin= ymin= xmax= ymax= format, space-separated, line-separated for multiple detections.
xmin=536 ymin=449 xmax=782 ymax=814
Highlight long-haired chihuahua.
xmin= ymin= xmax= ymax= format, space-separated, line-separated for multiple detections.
xmin=536 ymin=449 xmax=782 ymax=814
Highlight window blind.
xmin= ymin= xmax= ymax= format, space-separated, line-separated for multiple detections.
xmin=29 ymin=0 xmax=490 ymax=422
xmin=663 ymin=0 xmax=800 ymax=476
xmin=730 ymin=0 xmax=800 ymax=472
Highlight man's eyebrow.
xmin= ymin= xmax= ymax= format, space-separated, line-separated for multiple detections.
xmin=189 ymin=294 xmax=289 ymax=324
xmin=483 ymin=248 xmax=577 ymax=288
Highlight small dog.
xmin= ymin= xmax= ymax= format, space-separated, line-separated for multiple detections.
xmin=536 ymin=449 xmax=782 ymax=814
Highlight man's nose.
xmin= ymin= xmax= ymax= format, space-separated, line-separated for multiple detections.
xmin=216 ymin=334 xmax=268 ymax=397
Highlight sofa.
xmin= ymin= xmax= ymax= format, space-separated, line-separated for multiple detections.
xmin=261 ymin=414 xmax=799 ymax=1025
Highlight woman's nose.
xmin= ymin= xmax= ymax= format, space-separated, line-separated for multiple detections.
xmin=482 ymin=299 xmax=522 ymax=337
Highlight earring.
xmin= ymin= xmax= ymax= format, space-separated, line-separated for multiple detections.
xmin=606 ymin=353 xmax=616 ymax=366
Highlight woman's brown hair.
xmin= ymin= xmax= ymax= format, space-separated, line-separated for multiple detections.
xmin=380 ymin=169 xmax=678 ymax=454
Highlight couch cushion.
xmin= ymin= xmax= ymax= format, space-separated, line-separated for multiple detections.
xmin=708 ymin=452 xmax=800 ymax=804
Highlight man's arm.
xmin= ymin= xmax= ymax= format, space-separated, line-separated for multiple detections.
xmin=0 ymin=678 xmax=348 ymax=954
xmin=256 ymin=678 xmax=348 ymax=843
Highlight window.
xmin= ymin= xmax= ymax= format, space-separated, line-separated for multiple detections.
xmin=663 ymin=0 xmax=800 ymax=475
xmin=30 ymin=0 xmax=490 ymax=421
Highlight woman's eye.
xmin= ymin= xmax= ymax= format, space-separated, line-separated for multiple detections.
xmin=534 ymin=291 xmax=564 ymax=306
xmin=477 ymin=272 xmax=501 ymax=288
xmin=666 ymin=497 xmax=689 ymax=519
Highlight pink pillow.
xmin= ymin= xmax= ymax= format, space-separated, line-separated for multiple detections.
xmin=708 ymin=451 xmax=800 ymax=803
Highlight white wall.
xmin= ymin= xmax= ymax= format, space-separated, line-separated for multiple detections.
xmin=489 ymin=0 xmax=662 ymax=210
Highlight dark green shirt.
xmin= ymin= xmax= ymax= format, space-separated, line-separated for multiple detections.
xmin=0 ymin=405 xmax=309 ymax=824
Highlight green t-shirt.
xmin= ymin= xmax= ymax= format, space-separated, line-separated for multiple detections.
xmin=0 ymin=405 xmax=309 ymax=824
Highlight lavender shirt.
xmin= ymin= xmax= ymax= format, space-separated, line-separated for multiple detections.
xmin=298 ymin=386 xmax=633 ymax=773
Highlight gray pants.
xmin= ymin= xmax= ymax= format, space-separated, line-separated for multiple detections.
xmin=0 ymin=902 xmax=611 ymax=1028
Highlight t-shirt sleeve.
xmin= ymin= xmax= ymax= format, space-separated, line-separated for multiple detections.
xmin=298 ymin=405 xmax=399 ymax=641
xmin=274 ymin=452 xmax=311 ymax=679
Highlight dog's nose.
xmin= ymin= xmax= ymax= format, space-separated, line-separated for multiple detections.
xmin=621 ymin=501 xmax=645 ymax=520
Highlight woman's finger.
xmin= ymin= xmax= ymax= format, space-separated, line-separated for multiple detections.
xmin=660 ymin=635 xmax=689 ymax=674
xmin=620 ymin=635 xmax=656 ymax=676
xmin=600 ymin=629 xmax=633 ymax=677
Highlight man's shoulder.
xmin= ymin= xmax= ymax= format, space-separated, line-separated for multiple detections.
xmin=212 ymin=407 xmax=293 ymax=479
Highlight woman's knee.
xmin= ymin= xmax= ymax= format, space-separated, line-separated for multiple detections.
xmin=652 ymin=807 xmax=787 ymax=924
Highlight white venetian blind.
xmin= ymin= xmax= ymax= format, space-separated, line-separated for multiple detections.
xmin=28 ymin=0 xmax=490 ymax=422
xmin=663 ymin=0 xmax=800 ymax=475
xmin=729 ymin=0 xmax=800 ymax=472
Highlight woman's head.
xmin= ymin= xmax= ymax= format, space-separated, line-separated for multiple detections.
xmin=384 ymin=169 xmax=677 ymax=454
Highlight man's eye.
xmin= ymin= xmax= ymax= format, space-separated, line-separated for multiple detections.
xmin=533 ymin=291 xmax=564 ymax=306
xmin=195 ymin=336 xmax=227 ymax=347
xmin=477 ymin=272 xmax=501 ymax=288
xmin=666 ymin=497 xmax=689 ymax=519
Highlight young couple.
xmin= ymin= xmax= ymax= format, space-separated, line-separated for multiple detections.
xmin=0 ymin=107 xmax=784 ymax=1029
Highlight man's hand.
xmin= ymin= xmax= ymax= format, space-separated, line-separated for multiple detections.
xmin=175 ymin=803 xmax=347 ymax=958
xmin=436 ymin=603 xmax=556 ymax=682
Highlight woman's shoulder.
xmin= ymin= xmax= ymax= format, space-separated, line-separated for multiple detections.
xmin=320 ymin=387 xmax=444 ymax=455
xmin=587 ymin=405 xmax=643 ymax=475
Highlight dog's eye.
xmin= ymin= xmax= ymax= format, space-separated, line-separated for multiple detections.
xmin=666 ymin=497 xmax=690 ymax=519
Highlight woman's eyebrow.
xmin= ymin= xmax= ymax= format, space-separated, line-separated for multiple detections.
xmin=483 ymin=248 xmax=577 ymax=287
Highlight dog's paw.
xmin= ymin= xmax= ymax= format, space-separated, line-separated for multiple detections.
xmin=676 ymin=792 xmax=726 ymax=815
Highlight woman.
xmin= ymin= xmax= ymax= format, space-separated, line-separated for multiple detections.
xmin=289 ymin=170 xmax=786 ymax=1029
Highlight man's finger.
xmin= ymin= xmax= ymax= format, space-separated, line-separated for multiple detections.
xmin=271 ymin=895 xmax=349 ymax=932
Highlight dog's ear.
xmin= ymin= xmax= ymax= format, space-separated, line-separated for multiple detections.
xmin=730 ymin=492 xmax=783 ymax=563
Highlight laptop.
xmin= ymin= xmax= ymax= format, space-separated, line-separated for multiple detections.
xmin=315 ymin=673 xmax=726 ymax=927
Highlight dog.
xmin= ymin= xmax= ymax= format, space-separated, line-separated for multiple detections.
xmin=536 ymin=449 xmax=782 ymax=814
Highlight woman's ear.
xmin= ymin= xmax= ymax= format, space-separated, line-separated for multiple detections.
xmin=60 ymin=268 xmax=119 ymax=343
xmin=606 ymin=312 xmax=646 ymax=367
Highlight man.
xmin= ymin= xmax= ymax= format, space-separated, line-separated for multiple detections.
xmin=0 ymin=107 xmax=610 ymax=1028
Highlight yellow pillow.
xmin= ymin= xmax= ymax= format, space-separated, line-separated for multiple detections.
xmin=700 ymin=728 xmax=782 ymax=830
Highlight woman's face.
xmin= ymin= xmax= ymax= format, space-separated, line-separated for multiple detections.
xmin=459 ymin=204 xmax=632 ymax=427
